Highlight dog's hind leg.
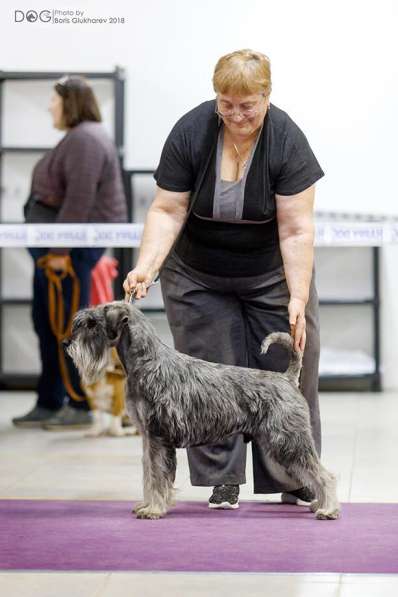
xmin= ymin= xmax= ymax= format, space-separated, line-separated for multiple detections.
xmin=307 ymin=464 xmax=340 ymax=520
xmin=288 ymin=455 xmax=340 ymax=520
xmin=257 ymin=423 xmax=340 ymax=520
xmin=135 ymin=436 xmax=174 ymax=520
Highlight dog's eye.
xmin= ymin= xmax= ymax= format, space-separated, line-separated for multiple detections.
xmin=87 ymin=319 xmax=97 ymax=329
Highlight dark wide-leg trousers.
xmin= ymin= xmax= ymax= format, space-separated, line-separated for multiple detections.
xmin=160 ymin=251 xmax=321 ymax=494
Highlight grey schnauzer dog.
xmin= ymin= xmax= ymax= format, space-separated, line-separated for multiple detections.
xmin=66 ymin=301 xmax=340 ymax=521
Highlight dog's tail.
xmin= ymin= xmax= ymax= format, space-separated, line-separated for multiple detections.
xmin=260 ymin=332 xmax=302 ymax=386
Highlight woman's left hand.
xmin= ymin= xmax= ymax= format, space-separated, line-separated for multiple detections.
xmin=288 ymin=297 xmax=306 ymax=352
xmin=46 ymin=255 xmax=69 ymax=271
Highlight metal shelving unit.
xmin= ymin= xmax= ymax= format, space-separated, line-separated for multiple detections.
xmin=318 ymin=246 xmax=381 ymax=392
xmin=0 ymin=67 xmax=126 ymax=389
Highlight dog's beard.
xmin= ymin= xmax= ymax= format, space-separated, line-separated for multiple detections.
xmin=67 ymin=340 xmax=110 ymax=385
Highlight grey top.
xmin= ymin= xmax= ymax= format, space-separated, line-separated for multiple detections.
xmin=213 ymin=125 xmax=262 ymax=221
xmin=32 ymin=121 xmax=127 ymax=225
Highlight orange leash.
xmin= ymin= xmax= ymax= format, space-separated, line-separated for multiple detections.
xmin=37 ymin=254 xmax=86 ymax=402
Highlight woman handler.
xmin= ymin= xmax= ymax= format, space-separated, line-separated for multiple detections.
xmin=124 ymin=49 xmax=323 ymax=508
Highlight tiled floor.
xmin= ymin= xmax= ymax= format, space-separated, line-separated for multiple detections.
xmin=1 ymin=388 xmax=398 ymax=596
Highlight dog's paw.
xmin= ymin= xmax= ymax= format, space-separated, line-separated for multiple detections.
xmin=84 ymin=428 xmax=105 ymax=438
xmin=315 ymin=507 xmax=340 ymax=520
xmin=107 ymin=428 xmax=125 ymax=437
xmin=107 ymin=424 xmax=139 ymax=437
xmin=132 ymin=502 xmax=148 ymax=514
xmin=123 ymin=426 xmax=140 ymax=436
xmin=135 ymin=507 xmax=165 ymax=520
xmin=310 ymin=499 xmax=319 ymax=513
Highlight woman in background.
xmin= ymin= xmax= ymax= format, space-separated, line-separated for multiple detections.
xmin=13 ymin=76 xmax=127 ymax=430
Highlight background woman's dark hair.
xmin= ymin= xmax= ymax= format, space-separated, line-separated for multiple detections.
xmin=54 ymin=76 xmax=102 ymax=128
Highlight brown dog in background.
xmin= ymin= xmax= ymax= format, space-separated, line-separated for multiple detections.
xmin=84 ymin=348 xmax=138 ymax=437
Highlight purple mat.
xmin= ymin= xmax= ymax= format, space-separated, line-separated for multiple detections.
xmin=1 ymin=499 xmax=397 ymax=573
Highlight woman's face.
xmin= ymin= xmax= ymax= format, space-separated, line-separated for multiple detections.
xmin=49 ymin=91 xmax=65 ymax=130
xmin=216 ymin=92 xmax=269 ymax=138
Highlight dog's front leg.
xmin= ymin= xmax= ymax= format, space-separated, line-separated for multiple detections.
xmin=165 ymin=446 xmax=177 ymax=507
xmin=135 ymin=436 xmax=173 ymax=520
xmin=85 ymin=410 xmax=106 ymax=437
xmin=132 ymin=434 xmax=151 ymax=514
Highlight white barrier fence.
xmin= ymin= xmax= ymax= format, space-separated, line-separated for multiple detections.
xmin=0 ymin=221 xmax=397 ymax=247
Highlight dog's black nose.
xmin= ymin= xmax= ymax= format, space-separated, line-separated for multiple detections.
xmin=62 ymin=338 xmax=71 ymax=348
xmin=87 ymin=318 xmax=97 ymax=329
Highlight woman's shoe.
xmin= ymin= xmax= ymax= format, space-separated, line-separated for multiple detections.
xmin=208 ymin=484 xmax=240 ymax=509
xmin=12 ymin=406 xmax=57 ymax=428
xmin=41 ymin=404 xmax=93 ymax=430
xmin=281 ymin=487 xmax=315 ymax=505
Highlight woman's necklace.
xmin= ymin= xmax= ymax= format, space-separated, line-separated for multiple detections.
xmin=232 ymin=140 xmax=253 ymax=181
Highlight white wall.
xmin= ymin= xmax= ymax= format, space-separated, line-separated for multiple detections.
xmin=1 ymin=0 xmax=397 ymax=215
xmin=1 ymin=0 xmax=398 ymax=386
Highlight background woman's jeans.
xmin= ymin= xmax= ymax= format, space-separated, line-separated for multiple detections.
xmin=28 ymin=247 xmax=105 ymax=411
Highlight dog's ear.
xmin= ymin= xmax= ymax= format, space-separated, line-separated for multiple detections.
xmin=104 ymin=305 xmax=129 ymax=345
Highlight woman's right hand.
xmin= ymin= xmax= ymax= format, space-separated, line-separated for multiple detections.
xmin=122 ymin=188 xmax=189 ymax=302
xmin=123 ymin=268 xmax=155 ymax=300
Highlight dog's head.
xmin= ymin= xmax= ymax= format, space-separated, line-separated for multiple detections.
xmin=66 ymin=302 xmax=131 ymax=384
